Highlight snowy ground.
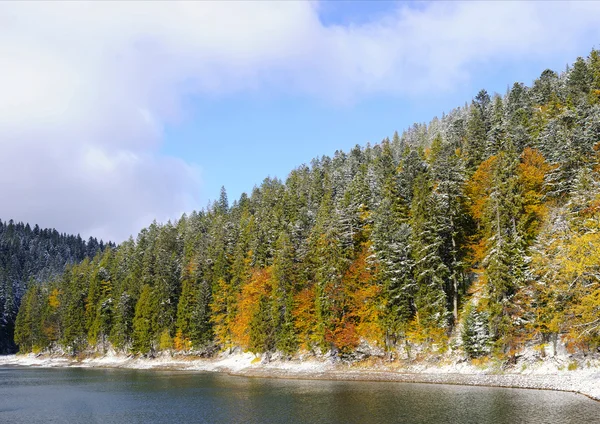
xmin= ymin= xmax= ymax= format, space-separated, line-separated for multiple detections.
xmin=0 ymin=351 xmax=598 ymax=402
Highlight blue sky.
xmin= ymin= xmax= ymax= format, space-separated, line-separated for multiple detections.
xmin=162 ymin=1 xmax=593 ymax=206
xmin=1 ymin=1 xmax=599 ymax=242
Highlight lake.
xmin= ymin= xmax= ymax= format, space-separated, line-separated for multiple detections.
xmin=0 ymin=367 xmax=599 ymax=423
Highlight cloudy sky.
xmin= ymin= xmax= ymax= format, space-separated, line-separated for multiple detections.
xmin=1 ymin=1 xmax=599 ymax=243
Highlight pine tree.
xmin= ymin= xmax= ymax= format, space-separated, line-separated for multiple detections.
xmin=372 ymin=145 xmax=414 ymax=348
xmin=308 ymin=184 xmax=349 ymax=353
xmin=482 ymin=151 xmax=528 ymax=351
xmin=88 ymin=250 xmax=114 ymax=348
xmin=410 ymin=173 xmax=450 ymax=338
xmin=14 ymin=285 xmax=46 ymax=352
xmin=487 ymin=95 xmax=506 ymax=157
xmin=462 ymin=304 xmax=491 ymax=358
xmin=465 ymin=100 xmax=488 ymax=172
xmin=11 ymin=47 xmax=600 ymax=362
xmin=132 ymin=285 xmax=155 ymax=354
xmin=271 ymin=232 xmax=298 ymax=355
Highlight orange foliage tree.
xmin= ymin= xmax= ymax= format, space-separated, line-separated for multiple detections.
xmin=231 ymin=267 xmax=272 ymax=350
xmin=292 ymin=285 xmax=317 ymax=351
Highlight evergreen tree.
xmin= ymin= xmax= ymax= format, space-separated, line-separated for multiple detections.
xmin=271 ymin=232 xmax=298 ymax=355
xmin=462 ymin=304 xmax=491 ymax=358
xmin=12 ymin=48 xmax=600 ymax=363
xmin=481 ymin=151 xmax=528 ymax=350
xmin=132 ymin=285 xmax=155 ymax=354
xmin=410 ymin=173 xmax=450 ymax=337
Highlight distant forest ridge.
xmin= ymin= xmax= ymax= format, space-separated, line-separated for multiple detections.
xmin=12 ymin=48 xmax=600 ymax=360
xmin=0 ymin=219 xmax=112 ymax=352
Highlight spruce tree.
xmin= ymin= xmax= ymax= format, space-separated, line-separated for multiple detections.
xmin=132 ymin=285 xmax=155 ymax=354
xmin=410 ymin=173 xmax=450 ymax=336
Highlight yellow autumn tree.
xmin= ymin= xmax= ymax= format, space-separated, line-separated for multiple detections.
xmin=292 ymin=285 xmax=317 ymax=351
xmin=43 ymin=287 xmax=62 ymax=344
xmin=341 ymin=242 xmax=383 ymax=348
xmin=231 ymin=267 xmax=272 ymax=350
xmin=529 ymin=163 xmax=600 ymax=352
xmin=518 ymin=147 xmax=553 ymax=242
xmin=465 ymin=155 xmax=498 ymax=265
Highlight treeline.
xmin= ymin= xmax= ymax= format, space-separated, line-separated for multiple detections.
xmin=0 ymin=220 xmax=111 ymax=352
xmin=15 ymin=49 xmax=600 ymax=360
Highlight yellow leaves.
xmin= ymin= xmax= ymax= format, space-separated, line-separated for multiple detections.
xmin=518 ymin=148 xmax=553 ymax=240
xmin=562 ymin=231 xmax=600 ymax=284
xmin=519 ymin=148 xmax=551 ymax=191
xmin=530 ymin=197 xmax=600 ymax=350
xmin=465 ymin=156 xmax=498 ymax=266
xmin=231 ymin=267 xmax=271 ymax=349
xmin=159 ymin=329 xmax=173 ymax=350
xmin=423 ymin=147 xmax=431 ymax=160
xmin=571 ymin=287 xmax=600 ymax=334
xmin=174 ymin=330 xmax=192 ymax=352
xmin=294 ymin=243 xmax=385 ymax=352
xmin=469 ymin=238 xmax=488 ymax=267
xmin=342 ymin=244 xmax=383 ymax=345
xmin=353 ymin=283 xmax=382 ymax=340
xmin=406 ymin=316 xmax=448 ymax=349
xmin=183 ymin=259 xmax=197 ymax=277
xmin=48 ymin=288 xmax=61 ymax=309
xmin=358 ymin=204 xmax=371 ymax=223
xmin=293 ymin=286 xmax=317 ymax=350
xmin=466 ymin=149 xmax=551 ymax=263
xmin=466 ymin=155 xmax=497 ymax=222
xmin=210 ymin=277 xmax=237 ymax=348
xmin=565 ymin=281 xmax=600 ymax=350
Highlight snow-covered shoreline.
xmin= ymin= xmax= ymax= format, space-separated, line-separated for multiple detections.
xmin=1 ymin=352 xmax=599 ymax=402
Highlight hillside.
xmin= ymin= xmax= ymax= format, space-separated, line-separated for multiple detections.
xmin=0 ymin=220 xmax=110 ymax=352
xmin=13 ymin=49 xmax=600 ymax=363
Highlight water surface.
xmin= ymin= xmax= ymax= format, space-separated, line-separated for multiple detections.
xmin=0 ymin=367 xmax=598 ymax=423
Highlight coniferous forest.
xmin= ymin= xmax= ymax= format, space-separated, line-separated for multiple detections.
xmin=12 ymin=49 xmax=600 ymax=361
xmin=0 ymin=220 xmax=110 ymax=353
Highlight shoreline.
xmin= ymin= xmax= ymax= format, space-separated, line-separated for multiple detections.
xmin=1 ymin=353 xmax=599 ymax=402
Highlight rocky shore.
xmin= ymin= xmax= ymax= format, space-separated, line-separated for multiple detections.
xmin=1 ymin=352 xmax=598 ymax=402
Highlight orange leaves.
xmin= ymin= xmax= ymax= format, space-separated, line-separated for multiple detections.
xmin=324 ymin=243 xmax=383 ymax=352
xmin=470 ymin=238 xmax=488 ymax=266
xmin=327 ymin=323 xmax=359 ymax=354
xmin=173 ymin=330 xmax=192 ymax=352
xmin=593 ymin=142 xmax=600 ymax=174
xmin=293 ymin=243 xmax=384 ymax=353
xmin=406 ymin=313 xmax=448 ymax=348
xmin=231 ymin=267 xmax=272 ymax=349
xmin=466 ymin=148 xmax=552 ymax=256
xmin=293 ymin=286 xmax=317 ymax=350
xmin=213 ymin=243 xmax=384 ymax=354
xmin=465 ymin=155 xmax=498 ymax=222
xmin=341 ymin=244 xmax=383 ymax=345
xmin=519 ymin=148 xmax=551 ymax=191
xmin=465 ymin=156 xmax=498 ymax=265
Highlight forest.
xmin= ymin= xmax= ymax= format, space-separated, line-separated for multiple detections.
xmin=12 ymin=49 xmax=600 ymax=361
xmin=0 ymin=220 xmax=110 ymax=353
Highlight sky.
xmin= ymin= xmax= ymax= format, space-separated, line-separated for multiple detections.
xmin=1 ymin=1 xmax=599 ymax=243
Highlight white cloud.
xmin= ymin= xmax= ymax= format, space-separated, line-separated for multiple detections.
xmin=0 ymin=1 xmax=599 ymax=241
